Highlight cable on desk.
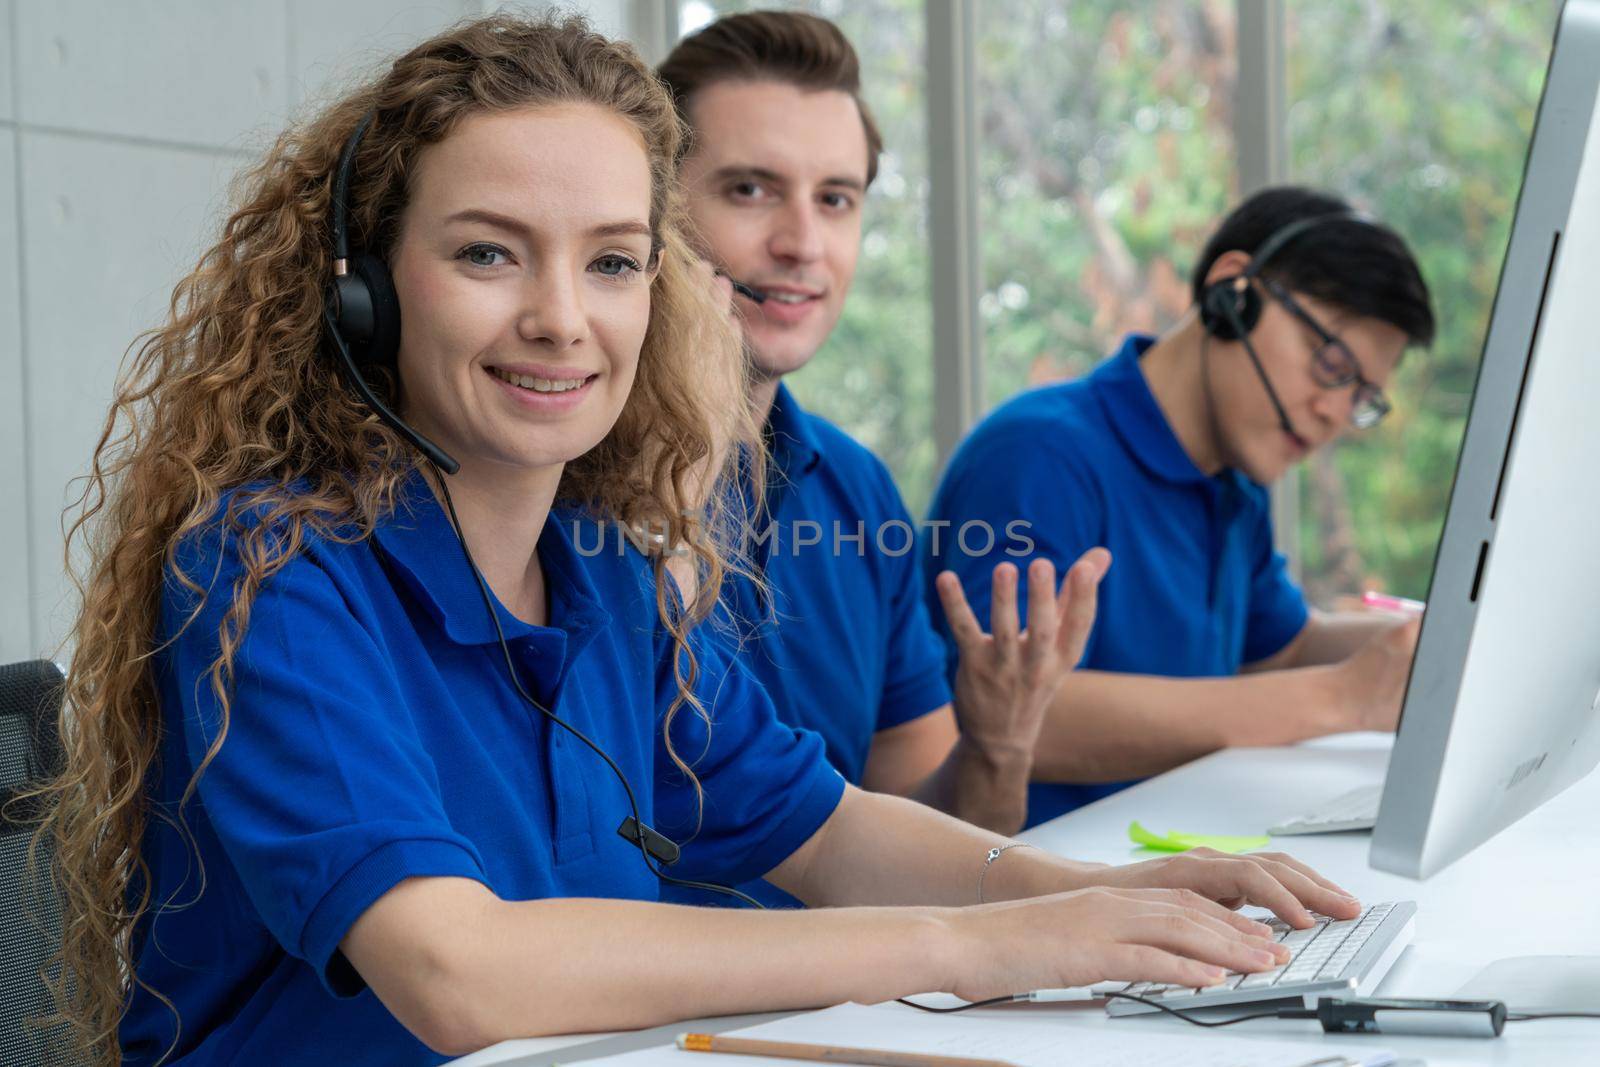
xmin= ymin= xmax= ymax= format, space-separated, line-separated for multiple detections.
xmin=897 ymin=990 xmax=1312 ymax=1027
xmin=900 ymin=992 xmax=1600 ymax=1030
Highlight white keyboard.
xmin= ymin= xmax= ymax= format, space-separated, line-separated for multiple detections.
xmin=1268 ymin=783 xmax=1382 ymax=835
xmin=1108 ymin=901 xmax=1416 ymax=1016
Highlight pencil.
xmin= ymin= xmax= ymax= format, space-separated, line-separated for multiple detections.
xmin=675 ymin=1032 xmax=1017 ymax=1067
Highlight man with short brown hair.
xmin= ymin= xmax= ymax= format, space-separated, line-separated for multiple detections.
xmin=657 ymin=13 xmax=1106 ymax=870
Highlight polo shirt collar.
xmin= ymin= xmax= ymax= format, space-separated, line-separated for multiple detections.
xmin=371 ymin=473 xmax=611 ymax=657
xmin=766 ymin=382 xmax=824 ymax=481
xmin=1092 ymin=332 xmax=1212 ymax=486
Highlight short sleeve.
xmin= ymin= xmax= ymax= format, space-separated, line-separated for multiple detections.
xmin=871 ymin=463 xmax=955 ymax=732
xmin=159 ymin=522 xmax=487 ymax=997
xmin=1241 ymin=498 xmax=1310 ymax=664
xmin=652 ymin=626 xmax=845 ymax=887
xmin=924 ymin=428 xmax=1107 ymax=675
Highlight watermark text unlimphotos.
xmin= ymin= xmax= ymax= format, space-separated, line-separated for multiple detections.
xmin=572 ymin=518 xmax=1034 ymax=559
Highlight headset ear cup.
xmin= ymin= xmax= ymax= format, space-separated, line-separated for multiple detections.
xmin=1200 ymin=276 xmax=1261 ymax=341
xmin=332 ymin=253 xmax=402 ymax=371
xmin=351 ymin=252 xmax=401 ymax=370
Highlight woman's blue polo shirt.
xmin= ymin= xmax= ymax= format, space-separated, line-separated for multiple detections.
xmin=121 ymin=477 xmax=844 ymax=1066
xmin=924 ymin=333 xmax=1309 ymax=827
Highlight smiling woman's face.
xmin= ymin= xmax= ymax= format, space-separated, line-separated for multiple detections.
xmin=389 ymin=103 xmax=657 ymax=478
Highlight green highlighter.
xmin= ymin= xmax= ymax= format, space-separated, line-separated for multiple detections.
xmin=1128 ymin=820 xmax=1270 ymax=854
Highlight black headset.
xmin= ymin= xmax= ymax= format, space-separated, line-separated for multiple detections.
xmin=1195 ymin=211 xmax=1370 ymax=439
xmin=322 ymin=113 xmax=459 ymax=474
xmin=1198 ymin=211 xmax=1365 ymax=341
xmin=321 ymin=112 xmax=760 ymax=906
xmin=322 ymin=115 xmax=765 ymax=474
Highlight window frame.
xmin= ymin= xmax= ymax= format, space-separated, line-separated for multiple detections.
xmin=634 ymin=0 xmax=1296 ymax=566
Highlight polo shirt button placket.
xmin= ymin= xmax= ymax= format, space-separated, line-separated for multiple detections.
xmin=526 ymin=645 xmax=563 ymax=749
xmin=529 ymin=650 xmax=597 ymax=866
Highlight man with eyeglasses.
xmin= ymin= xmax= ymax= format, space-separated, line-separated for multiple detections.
xmin=924 ymin=186 xmax=1436 ymax=826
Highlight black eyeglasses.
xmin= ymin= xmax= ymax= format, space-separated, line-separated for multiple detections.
xmin=1260 ymin=278 xmax=1392 ymax=429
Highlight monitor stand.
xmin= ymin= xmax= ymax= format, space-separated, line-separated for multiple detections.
xmin=1455 ymin=956 xmax=1600 ymax=1014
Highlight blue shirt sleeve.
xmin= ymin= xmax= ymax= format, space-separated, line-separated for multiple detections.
xmin=159 ymin=520 xmax=487 ymax=998
xmin=870 ymin=460 xmax=955 ymax=732
xmin=653 ymin=624 xmax=845 ymax=888
xmin=924 ymin=428 xmax=1107 ymax=675
xmin=1241 ymin=494 xmax=1310 ymax=664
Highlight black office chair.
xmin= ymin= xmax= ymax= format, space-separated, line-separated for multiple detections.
xmin=1 ymin=659 xmax=75 ymax=1066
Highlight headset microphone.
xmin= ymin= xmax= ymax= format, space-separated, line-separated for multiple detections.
xmin=1214 ymin=279 xmax=1303 ymax=443
xmin=321 ymin=303 xmax=461 ymax=473
xmin=725 ymin=276 xmax=768 ymax=304
xmin=1196 ymin=211 xmax=1372 ymax=446
xmin=709 ymin=268 xmax=767 ymax=304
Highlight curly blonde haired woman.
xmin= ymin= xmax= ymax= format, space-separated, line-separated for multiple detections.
xmin=36 ymin=14 xmax=1360 ymax=1066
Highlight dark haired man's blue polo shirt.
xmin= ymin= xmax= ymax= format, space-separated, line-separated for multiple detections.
xmin=924 ymin=333 xmax=1309 ymax=827
xmin=121 ymin=477 xmax=844 ymax=1066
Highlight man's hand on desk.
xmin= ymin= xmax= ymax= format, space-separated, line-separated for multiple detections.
xmin=1331 ymin=616 xmax=1421 ymax=732
xmin=940 ymin=886 xmax=1292 ymax=1003
xmin=1061 ymin=847 xmax=1362 ymax=929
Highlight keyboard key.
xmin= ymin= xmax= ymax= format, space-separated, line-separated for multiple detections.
xmin=1107 ymin=902 xmax=1414 ymax=1019
xmin=1281 ymin=924 xmax=1326 ymax=949
xmin=1237 ymin=969 xmax=1284 ymax=989
xmin=1235 ymin=972 xmax=1286 ymax=991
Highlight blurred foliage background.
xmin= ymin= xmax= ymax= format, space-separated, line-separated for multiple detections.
xmin=681 ymin=0 xmax=1563 ymax=604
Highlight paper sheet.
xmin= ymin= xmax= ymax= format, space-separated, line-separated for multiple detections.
xmin=578 ymin=1001 xmax=1395 ymax=1067
xmin=1129 ymin=819 xmax=1271 ymax=854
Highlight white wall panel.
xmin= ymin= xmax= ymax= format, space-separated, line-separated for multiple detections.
xmin=0 ymin=0 xmax=16 ymax=123
xmin=287 ymin=1 xmax=627 ymax=114
xmin=21 ymin=132 xmax=239 ymax=651
xmin=287 ymin=1 xmax=481 ymax=111
xmin=10 ymin=0 xmax=649 ymax=658
xmin=572 ymin=0 xmax=627 ymax=40
xmin=0 ymin=129 xmax=29 ymax=661
xmin=15 ymin=2 xmax=288 ymax=150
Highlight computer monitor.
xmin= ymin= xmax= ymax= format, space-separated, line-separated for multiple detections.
xmin=1370 ymin=0 xmax=1600 ymax=880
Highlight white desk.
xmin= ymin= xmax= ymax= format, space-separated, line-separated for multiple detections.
xmin=451 ymin=734 xmax=1600 ymax=1066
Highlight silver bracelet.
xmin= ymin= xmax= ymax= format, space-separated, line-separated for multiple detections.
xmin=977 ymin=842 xmax=1036 ymax=904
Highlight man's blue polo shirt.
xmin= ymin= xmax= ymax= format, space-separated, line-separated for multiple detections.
xmin=924 ymin=333 xmax=1308 ymax=827
xmin=664 ymin=385 xmax=949 ymax=908
xmin=722 ymin=383 xmax=953 ymax=781
xmin=121 ymin=476 xmax=844 ymax=1066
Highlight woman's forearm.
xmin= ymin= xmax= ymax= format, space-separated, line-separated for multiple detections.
xmin=344 ymin=877 xmax=953 ymax=1054
xmin=765 ymin=785 xmax=1093 ymax=908
xmin=349 ymin=788 xmax=1093 ymax=1053
xmin=347 ymin=785 xmax=1355 ymax=1056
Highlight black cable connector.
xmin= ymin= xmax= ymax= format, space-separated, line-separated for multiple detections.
xmin=899 ymin=989 xmax=1600 ymax=1035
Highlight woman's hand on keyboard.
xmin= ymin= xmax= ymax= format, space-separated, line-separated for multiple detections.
xmin=1069 ymin=847 xmax=1362 ymax=929
xmin=941 ymin=886 xmax=1291 ymax=1002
